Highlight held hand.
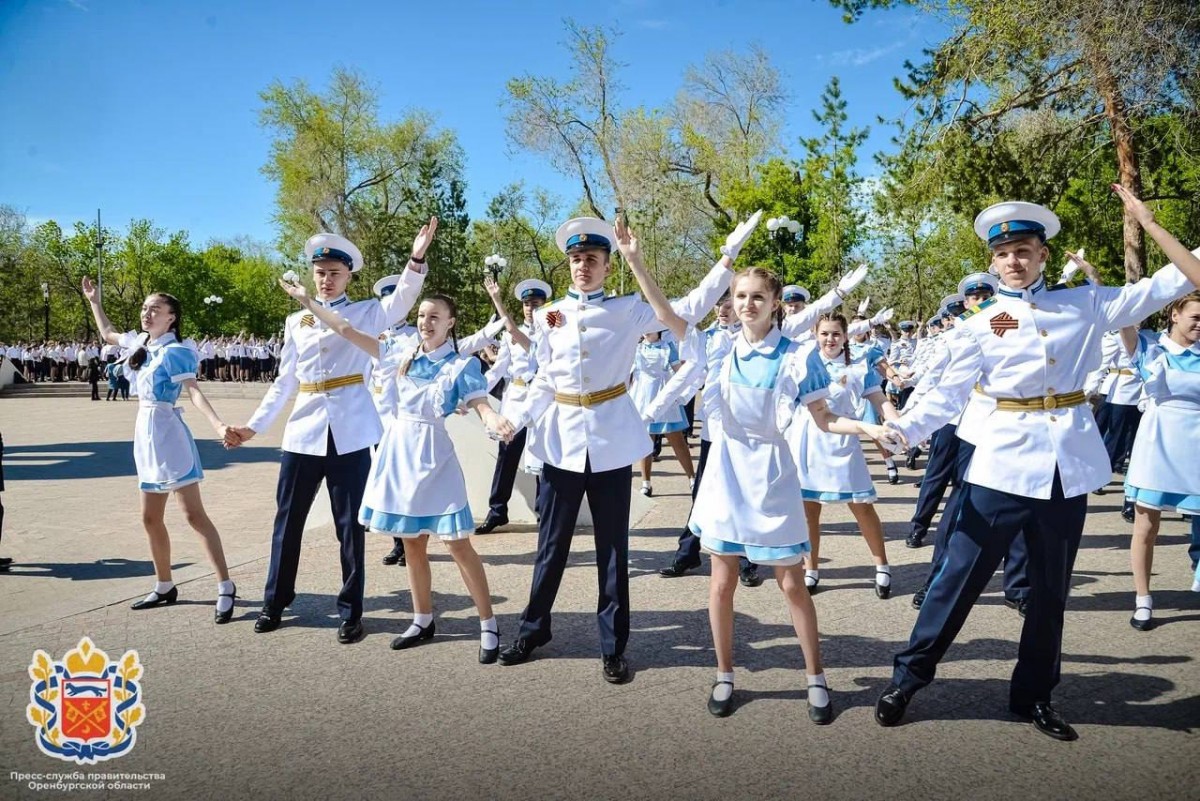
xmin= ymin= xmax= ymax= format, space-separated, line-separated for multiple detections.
xmin=720 ymin=209 xmax=763 ymax=262
xmin=1111 ymin=184 xmax=1156 ymax=228
xmin=277 ymin=277 xmax=312 ymax=306
xmin=485 ymin=411 xmax=517 ymax=443
xmin=411 ymin=216 xmax=439 ymax=261
xmin=877 ymin=421 xmax=909 ymax=454
xmin=838 ymin=263 xmax=870 ymax=295
xmin=224 ymin=425 xmax=256 ymax=449
xmin=81 ymin=276 xmax=98 ymax=304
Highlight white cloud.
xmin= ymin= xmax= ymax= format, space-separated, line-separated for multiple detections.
xmin=821 ymin=41 xmax=906 ymax=67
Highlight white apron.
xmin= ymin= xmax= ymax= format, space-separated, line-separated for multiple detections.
xmin=131 ymin=348 xmax=199 ymax=487
xmin=789 ymin=360 xmax=875 ymax=499
xmin=689 ymin=350 xmax=809 ymax=548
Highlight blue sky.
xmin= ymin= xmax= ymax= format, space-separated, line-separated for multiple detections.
xmin=0 ymin=0 xmax=947 ymax=249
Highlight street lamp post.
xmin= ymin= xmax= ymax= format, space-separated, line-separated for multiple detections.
xmin=765 ymin=215 xmax=802 ymax=270
xmin=483 ymin=254 xmax=507 ymax=282
xmin=203 ymin=295 xmax=223 ymax=335
xmin=94 ymin=209 xmax=105 ymax=304
xmin=41 ymin=282 xmax=50 ymax=340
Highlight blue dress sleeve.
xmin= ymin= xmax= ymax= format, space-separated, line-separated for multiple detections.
xmin=1130 ymin=330 xmax=1158 ymax=379
xmin=667 ymin=340 xmax=680 ymax=366
xmin=438 ymin=358 xmax=488 ymax=417
xmin=164 ymin=345 xmax=199 ymax=382
xmin=863 ymin=357 xmax=883 ymax=393
xmin=798 ymin=347 xmax=832 ymax=402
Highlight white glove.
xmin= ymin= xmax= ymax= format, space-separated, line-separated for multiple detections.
xmin=858 ymin=296 xmax=871 ymax=316
xmin=1059 ymin=248 xmax=1084 ymax=284
xmin=837 ymin=263 xmax=869 ymax=296
xmin=719 ymin=209 xmax=764 ymax=261
xmin=870 ymin=307 xmax=895 ymax=326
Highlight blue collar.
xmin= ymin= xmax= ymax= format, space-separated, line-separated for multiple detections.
xmin=998 ymin=275 xmax=1046 ymax=301
xmin=316 ymin=294 xmax=350 ymax=309
xmin=566 ymin=287 xmax=606 ymax=302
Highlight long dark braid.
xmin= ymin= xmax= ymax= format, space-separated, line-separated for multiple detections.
xmin=129 ymin=293 xmax=182 ymax=369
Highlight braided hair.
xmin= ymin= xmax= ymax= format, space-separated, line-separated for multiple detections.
xmin=129 ymin=293 xmax=182 ymax=370
xmin=817 ymin=312 xmax=852 ymax=365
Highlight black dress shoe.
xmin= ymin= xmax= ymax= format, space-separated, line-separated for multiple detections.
xmin=382 ymin=544 xmax=406 ymax=565
xmin=254 ymin=608 xmax=282 ymax=633
xmin=1011 ymin=701 xmax=1078 ymax=741
xmin=874 ymin=571 xmax=892 ymax=599
xmin=479 ymin=626 xmax=500 ymax=664
xmin=130 ymin=585 xmax=178 ymax=610
xmin=498 ymin=637 xmax=543 ymax=666
xmin=475 ymin=514 xmax=509 ymax=534
xmin=214 ymin=585 xmax=237 ymax=625
xmin=1004 ymin=597 xmax=1028 ymax=618
xmin=659 ymin=556 xmax=702 ymax=578
xmin=1129 ymin=607 xmax=1155 ymax=631
xmin=602 ymin=654 xmax=629 ymax=684
xmin=337 ymin=619 xmax=365 ymax=644
xmin=739 ymin=566 xmax=763 ymax=588
xmin=707 ymin=681 xmax=734 ymax=717
xmin=0 ymin=556 xmax=13 ymax=566
xmin=1121 ymin=503 xmax=1135 ymax=523
xmin=391 ymin=620 xmax=435 ymax=650
xmin=905 ymin=447 xmax=921 ymax=471
xmin=905 ymin=531 xmax=925 ymax=549
xmin=807 ymin=684 xmax=833 ymax=725
xmin=875 ymin=684 xmax=910 ymax=727
xmin=912 ymin=583 xmax=929 ymax=609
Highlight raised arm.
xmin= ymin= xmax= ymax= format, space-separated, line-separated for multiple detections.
xmin=278 ymin=279 xmax=381 ymax=358
xmin=1114 ymin=185 xmax=1200 ymax=289
xmin=81 ymin=277 xmax=122 ymax=346
xmin=376 ymin=217 xmax=437 ymax=329
xmin=483 ymin=276 xmax=531 ymax=350
xmin=615 ymin=216 xmax=687 ymax=340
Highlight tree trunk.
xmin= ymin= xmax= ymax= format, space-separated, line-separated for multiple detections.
xmin=1088 ymin=44 xmax=1145 ymax=282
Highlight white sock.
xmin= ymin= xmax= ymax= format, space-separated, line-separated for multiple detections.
xmin=884 ymin=458 xmax=897 ymax=470
xmin=480 ymin=617 xmax=498 ymax=650
xmin=875 ymin=565 xmax=892 ymax=587
xmin=805 ymin=570 xmax=819 ymax=588
xmin=401 ymin=612 xmax=434 ymax=638
xmin=154 ymin=580 xmax=174 ymax=594
xmin=216 ymin=580 xmax=236 ymax=614
xmin=807 ymin=672 xmax=830 ymax=707
xmin=1134 ymin=594 xmax=1153 ymax=621
xmin=712 ymin=671 xmax=734 ymax=702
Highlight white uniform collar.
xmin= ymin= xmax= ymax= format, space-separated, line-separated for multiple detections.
xmin=1160 ymin=335 xmax=1200 ymax=355
xmin=734 ymin=326 xmax=782 ymax=358
xmin=997 ymin=274 xmax=1046 ymax=301
xmin=566 ymin=287 xmax=606 ymax=302
xmin=148 ymin=332 xmax=177 ymax=348
xmin=416 ymin=340 xmax=456 ymax=363
xmin=316 ymin=294 xmax=350 ymax=309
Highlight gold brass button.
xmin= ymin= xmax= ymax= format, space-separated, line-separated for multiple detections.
xmin=1040 ymin=329 xmax=1049 ymax=337
xmin=1048 ymin=357 xmax=1056 ymax=365
xmin=1050 ymin=415 xmax=1057 ymax=422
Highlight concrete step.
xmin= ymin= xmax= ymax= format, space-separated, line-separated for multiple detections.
xmin=0 ymin=381 xmax=274 ymax=400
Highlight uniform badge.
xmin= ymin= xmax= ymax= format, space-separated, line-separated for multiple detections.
xmin=26 ymin=637 xmax=146 ymax=765
xmin=545 ymin=310 xmax=565 ymax=328
xmin=300 ymin=314 xmax=315 ymax=328
xmin=989 ymin=312 xmax=1019 ymax=337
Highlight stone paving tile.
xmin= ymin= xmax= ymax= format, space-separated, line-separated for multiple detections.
xmin=0 ymin=396 xmax=1197 ymax=800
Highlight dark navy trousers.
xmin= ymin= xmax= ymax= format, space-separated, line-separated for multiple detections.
xmin=895 ymin=472 xmax=1086 ymax=706
xmin=1095 ymin=400 xmax=1142 ymax=471
xmin=1189 ymin=514 xmax=1200 ymax=571
xmin=517 ymin=459 xmax=632 ymax=656
xmin=909 ymin=423 xmax=960 ymax=541
xmin=927 ymin=439 xmax=1030 ymax=601
xmin=672 ymin=441 xmax=753 ymax=570
xmin=485 ymin=427 xmax=540 ymax=519
xmin=263 ymin=431 xmax=370 ymax=623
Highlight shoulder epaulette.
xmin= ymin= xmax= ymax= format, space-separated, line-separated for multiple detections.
xmin=958 ymin=296 xmax=998 ymax=320
xmin=1047 ymin=276 xmax=1091 ymax=292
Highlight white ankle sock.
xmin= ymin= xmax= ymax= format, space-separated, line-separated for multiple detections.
xmin=480 ymin=616 xmax=498 ymax=650
xmin=884 ymin=458 xmax=897 ymax=469
xmin=807 ymin=672 xmax=830 ymax=707
xmin=154 ymin=580 xmax=174 ymax=594
xmin=402 ymin=612 xmax=434 ymax=638
xmin=712 ymin=671 xmax=734 ymax=702
xmin=875 ymin=565 xmax=892 ymax=587
xmin=216 ymin=580 xmax=236 ymax=614
xmin=1134 ymin=594 xmax=1153 ymax=621
xmin=805 ymin=570 xmax=819 ymax=588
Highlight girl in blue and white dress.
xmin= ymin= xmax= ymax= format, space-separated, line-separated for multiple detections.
xmin=630 ymin=331 xmax=696 ymax=496
xmin=82 ymin=277 xmax=238 ymax=622
xmin=280 ymin=280 xmax=514 ymax=663
xmin=790 ymin=313 xmax=901 ymax=599
xmin=618 ymin=248 xmax=891 ymax=721
xmin=1120 ymin=290 xmax=1200 ymax=630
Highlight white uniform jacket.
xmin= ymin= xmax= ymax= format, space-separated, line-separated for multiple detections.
xmin=892 ymin=266 xmax=1194 ymax=499
xmin=247 ymin=267 xmax=425 ymax=455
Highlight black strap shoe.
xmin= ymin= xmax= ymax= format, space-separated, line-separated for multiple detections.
xmin=1129 ymin=607 xmax=1155 ymax=631
xmin=874 ymin=570 xmax=892 ymax=599
xmin=254 ymin=608 xmax=282 ymax=633
xmin=887 ymin=467 xmax=900 ymax=485
xmin=602 ymin=654 xmax=629 ymax=684
xmin=807 ymin=682 xmax=833 ymax=725
xmin=338 ymin=619 xmax=365 ymax=644
xmin=498 ymin=637 xmax=544 ymax=666
xmin=707 ymin=681 xmax=734 ymax=717
xmin=1011 ymin=701 xmax=1078 ymax=741
xmin=130 ymin=585 xmax=178 ymax=610
xmin=214 ymin=585 xmax=237 ymax=625
xmin=659 ymin=556 xmax=702 ymax=578
xmin=475 ymin=514 xmax=509 ymax=534
xmin=391 ymin=620 xmax=435 ymax=650
xmin=875 ymin=684 xmax=910 ymax=727
xmin=479 ymin=626 xmax=500 ymax=664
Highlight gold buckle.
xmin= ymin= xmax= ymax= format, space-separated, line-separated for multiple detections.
xmin=1043 ymin=395 xmax=1058 ymax=410
xmin=578 ymin=393 xmax=593 ymax=408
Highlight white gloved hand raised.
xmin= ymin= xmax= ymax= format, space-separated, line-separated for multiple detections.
xmin=1059 ymin=248 xmax=1084 ymax=283
xmin=719 ymin=209 xmax=764 ymax=261
xmin=870 ymin=307 xmax=895 ymax=326
xmin=858 ymin=296 xmax=871 ymax=316
xmin=837 ymin=263 xmax=869 ymax=296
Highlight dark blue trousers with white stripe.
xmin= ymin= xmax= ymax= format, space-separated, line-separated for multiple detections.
xmin=895 ymin=471 xmax=1085 ymax=706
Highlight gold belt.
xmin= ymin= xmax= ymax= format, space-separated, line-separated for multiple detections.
xmin=975 ymin=385 xmax=1086 ymax=411
xmin=511 ymin=378 xmax=527 ymax=387
xmin=1108 ymin=368 xmax=1135 ymax=376
xmin=299 ymin=374 xmax=364 ymax=393
xmin=554 ymin=383 xmax=627 ymax=408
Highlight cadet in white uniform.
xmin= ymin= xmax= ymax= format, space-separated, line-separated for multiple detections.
xmin=495 ymin=211 xmax=762 ymax=683
xmin=82 ymin=278 xmax=238 ymax=622
xmin=228 ymin=223 xmax=434 ymax=644
xmin=875 ymin=190 xmax=1199 ymax=741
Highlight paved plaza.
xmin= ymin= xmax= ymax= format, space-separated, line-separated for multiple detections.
xmin=0 ymin=393 xmax=1197 ymax=801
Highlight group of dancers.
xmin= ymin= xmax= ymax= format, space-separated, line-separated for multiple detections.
xmin=76 ymin=183 xmax=1199 ymax=740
